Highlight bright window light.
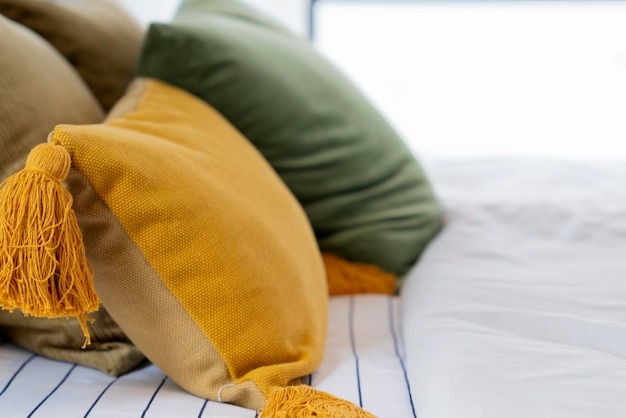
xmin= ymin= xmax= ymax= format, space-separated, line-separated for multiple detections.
xmin=119 ymin=0 xmax=180 ymax=26
xmin=315 ymin=1 xmax=626 ymax=160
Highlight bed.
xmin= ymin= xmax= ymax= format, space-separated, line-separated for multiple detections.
xmin=403 ymin=158 xmax=626 ymax=418
xmin=0 ymin=295 xmax=414 ymax=418
xmin=2 ymin=0 xmax=625 ymax=415
xmin=1 ymin=158 xmax=624 ymax=417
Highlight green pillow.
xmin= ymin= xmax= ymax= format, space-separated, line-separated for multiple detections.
xmin=138 ymin=0 xmax=443 ymax=275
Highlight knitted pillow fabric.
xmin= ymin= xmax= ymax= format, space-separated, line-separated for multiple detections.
xmin=138 ymin=0 xmax=444 ymax=276
xmin=0 ymin=0 xmax=144 ymax=111
xmin=0 ymin=14 xmax=144 ymax=376
xmin=49 ymin=79 xmax=328 ymax=410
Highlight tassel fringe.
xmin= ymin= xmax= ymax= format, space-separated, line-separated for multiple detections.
xmin=323 ymin=253 xmax=397 ymax=296
xmin=0 ymin=143 xmax=99 ymax=347
xmin=260 ymin=386 xmax=377 ymax=418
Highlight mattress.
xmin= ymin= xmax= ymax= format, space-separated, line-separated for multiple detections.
xmin=3 ymin=158 xmax=625 ymax=418
xmin=402 ymin=159 xmax=626 ymax=418
xmin=0 ymin=295 xmax=415 ymax=418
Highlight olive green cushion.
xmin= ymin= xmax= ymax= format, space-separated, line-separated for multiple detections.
xmin=138 ymin=0 xmax=443 ymax=275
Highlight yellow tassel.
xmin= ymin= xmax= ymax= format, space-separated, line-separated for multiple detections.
xmin=323 ymin=253 xmax=397 ymax=296
xmin=0 ymin=142 xmax=99 ymax=348
xmin=260 ymin=386 xmax=377 ymax=418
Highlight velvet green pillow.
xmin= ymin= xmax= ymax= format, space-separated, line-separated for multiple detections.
xmin=138 ymin=0 xmax=443 ymax=275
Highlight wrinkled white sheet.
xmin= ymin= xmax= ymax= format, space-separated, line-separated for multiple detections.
xmin=402 ymin=159 xmax=626 ymax=418
xmin=0 ymin=295 xmax=414 ymax=418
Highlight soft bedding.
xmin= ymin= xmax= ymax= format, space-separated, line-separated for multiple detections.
xmin=402 ymin=159 xmax=626 ymax=418
xmin=3 ymin=158 xmax=623 ymax=418
xmin=0 ymin=295 xmax=414 ymax=418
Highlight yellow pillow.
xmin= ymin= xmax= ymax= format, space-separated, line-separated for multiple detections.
xmin=65 ymin=78 xmax=328 ymax=408
xmin=0 ymin=79 xmax=377 ymax=416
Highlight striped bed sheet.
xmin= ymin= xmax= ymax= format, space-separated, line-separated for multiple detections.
xmin=0 ymin=295 xmax=415 ymax=418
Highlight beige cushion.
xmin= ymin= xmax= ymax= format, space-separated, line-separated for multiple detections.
xmin=0 ymin=0 xmax=144 ymax=111
xmin=0 ymin=15 xmax=144 ymax=376
xmin=0 ymin=14 xmax=103 ymax=181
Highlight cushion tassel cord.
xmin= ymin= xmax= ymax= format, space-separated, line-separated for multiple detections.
xmin=0 ymin=142 xmax=98 ymax=348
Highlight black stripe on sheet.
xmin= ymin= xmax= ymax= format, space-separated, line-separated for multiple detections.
xmin=0 ymin=353 xmax=37 ymax=397
xmin=27 ymin=363 xmax=77 ymax=418
xmin=388 ymin=297 xmax=417 ymax=418
xmin=198 ymin=399 xmax=209 ymax=418
xmin=141 ymin=376 xmax=167 ymax=418
xmin=83 ymin=377 xmax=119 ymax=418
xmin=348 ymin=296 xmax=364 ymax=408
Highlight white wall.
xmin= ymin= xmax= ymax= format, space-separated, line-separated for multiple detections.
xmin=121 ymin=0 xmax=308 ymax=35
xmin=315 ymin=1 xmax=626 ymax=161
xmin=243 ymin=0 xmax=308 ymax=36
xmin=120 ymin=0 xmax=180 ymax=25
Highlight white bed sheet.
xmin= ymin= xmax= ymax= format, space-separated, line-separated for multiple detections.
xmin=0 ymin=295 xmax=415 ymax=418
xmin=402 ymin=159 xmax=626 ymax=418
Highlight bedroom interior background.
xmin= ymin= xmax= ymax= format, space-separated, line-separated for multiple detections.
xmin=124 ymin=0 xmax=626 ymax=160
xmin=1 ymin=1 xmax=625 ymax=417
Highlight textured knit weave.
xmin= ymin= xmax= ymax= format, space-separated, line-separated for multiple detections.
xmin=53 ymin=79 xmax=328 ymax=409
